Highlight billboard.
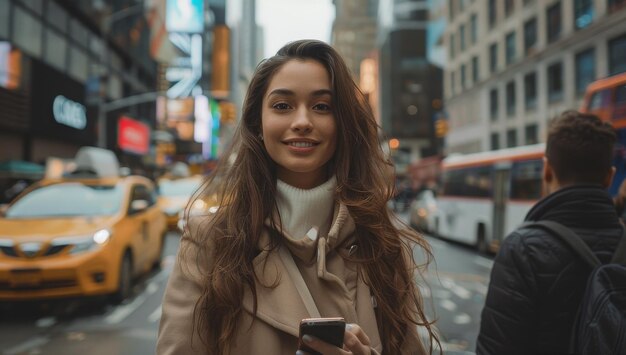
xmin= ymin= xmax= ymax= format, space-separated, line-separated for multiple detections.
xmin=30 ymin=60 xmax=95 ymax=144
xmin=118 ymin=116 xmax=150 ymax=155
xmin=166 ymin=0 xmax=204 ymax=33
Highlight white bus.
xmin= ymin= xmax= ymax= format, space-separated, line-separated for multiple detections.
xmin=433 ymin=144 xmax=545 ymax=253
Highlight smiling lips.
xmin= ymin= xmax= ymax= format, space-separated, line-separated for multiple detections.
xmin=283 ymin=139 xmax=319 ymax=151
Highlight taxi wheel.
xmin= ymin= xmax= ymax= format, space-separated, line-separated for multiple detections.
xmin=112 ymin=252 xmax=133 ymax=304
xmin=152 ymin=232 xmax=166 ymax=270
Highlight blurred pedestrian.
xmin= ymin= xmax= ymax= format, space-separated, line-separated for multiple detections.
xmin=476 ymin=111 xmax=623 ymax=354
xmin=157 ymin=40 xmax=439 ymax=355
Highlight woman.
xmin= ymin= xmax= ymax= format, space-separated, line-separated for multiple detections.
xmin=157 ymin=40 xmax=439 ymax=354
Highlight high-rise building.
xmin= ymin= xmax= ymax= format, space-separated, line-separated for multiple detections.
xmin=444 ymin=0 xmax=626 ymax=154
xmin=332 ymin=0 xmax=379 ymax=80
xmin=376 ymin=0 xmax=443 ymax=174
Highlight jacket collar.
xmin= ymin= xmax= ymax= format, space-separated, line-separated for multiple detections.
xmin=242 ymin=203 xmax=381 ymax=351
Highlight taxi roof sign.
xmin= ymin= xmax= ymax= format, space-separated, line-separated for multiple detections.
xmin=73 ymin=147 xmax=120 ymax=178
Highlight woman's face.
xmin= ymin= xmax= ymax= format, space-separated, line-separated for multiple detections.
xmin=261 ymin=59 xmax=337 ymax=189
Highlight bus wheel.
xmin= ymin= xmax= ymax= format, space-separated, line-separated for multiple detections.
xmin=476 ymin=224 xmax=488 ymax=254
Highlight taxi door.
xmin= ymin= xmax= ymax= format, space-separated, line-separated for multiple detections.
xmin=128 ymin=183 xmax=157 ymax=272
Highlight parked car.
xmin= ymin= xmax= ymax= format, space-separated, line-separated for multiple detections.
xmin=157 ymin=176 xmax=203 ymax=230
xmin=409 ymin=189 xmax=438 ymax=233
xmin=0 ymin=147 xmax=167 ymax=303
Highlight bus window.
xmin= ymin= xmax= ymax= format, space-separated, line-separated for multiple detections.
xmin=510 ymin=159 xmax=543 ymax=200
xmin=442 ymin=166 xmax=492 ymax=197
xmin=615 ymin=84 xmax=626 ymax=120
xmin=588 ymin=89 xmax=612 ymax=111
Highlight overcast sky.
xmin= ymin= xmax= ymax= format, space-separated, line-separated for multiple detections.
xmin=257 ymin=0 xmax=335 ymax=58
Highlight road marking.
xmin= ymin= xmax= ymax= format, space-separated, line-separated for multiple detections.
xmin=35 ymin=317 xmax=56 ymax=328
xmin=148 ymin=306 xmax=162 ymax=323
xmin=432 ymin=289 xmax=452 ymax=299
xmin=453 ymin=313 xmax=472 ymax=325
xmin=474 ymin=256 xmax=494 ymax=269
xmin=440 ymin=299 xmax=457 ymax=312
xmin=3 ymin=336 xmax=50 ymax=355
xmin=104 ymin=280 xmax=161 ymax=324
xmin=427 ymin=238 xmax=448 ymax=249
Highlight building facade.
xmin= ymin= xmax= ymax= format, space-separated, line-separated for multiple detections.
xmin=444 ymin=0 xmax=626 ymax=154
xmin=332 ymin=0 xmax=379 ymax=80
xmin=0 ymin=0 xmax=157 ymax=170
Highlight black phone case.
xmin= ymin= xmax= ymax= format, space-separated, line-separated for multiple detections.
xmin=298 ymin=319 xmax=345 ymax=355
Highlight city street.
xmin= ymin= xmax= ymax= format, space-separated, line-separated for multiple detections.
xmin=0 ymin=213 xmax=492 ymax=355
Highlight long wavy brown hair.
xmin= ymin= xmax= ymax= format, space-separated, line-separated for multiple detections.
xmin=181 ymin=39 xmax=439 ymax=354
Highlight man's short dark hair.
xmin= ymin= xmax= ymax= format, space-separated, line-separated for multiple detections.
xmin=546 ymin=110 xmax=616 ymax=185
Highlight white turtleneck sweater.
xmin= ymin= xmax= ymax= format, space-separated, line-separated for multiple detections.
xmin=275 ymin=176 xmax=337 ymax=241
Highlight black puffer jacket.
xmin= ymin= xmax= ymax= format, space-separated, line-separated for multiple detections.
xmin=476 ymin=185 xmax=623 ymax=355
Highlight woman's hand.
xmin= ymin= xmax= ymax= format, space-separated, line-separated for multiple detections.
xmin=296 ymin=323 xmax=371 ymax=355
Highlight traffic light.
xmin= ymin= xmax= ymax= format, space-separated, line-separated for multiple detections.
xmin=435 ymin=119 xmax=448 ymax=137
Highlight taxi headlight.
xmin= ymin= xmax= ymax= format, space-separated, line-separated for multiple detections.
xmin=54 ymin=229 xmax=111 ymax=255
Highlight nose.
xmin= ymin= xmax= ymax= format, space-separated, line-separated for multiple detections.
xmin=291 ymin=106 xmax=313 ymax=133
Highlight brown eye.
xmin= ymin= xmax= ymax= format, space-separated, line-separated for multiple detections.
xmin=313 ymin=103 xmax=331 ymax=112
xmin=273 ymin=103 xmax=291 ymax=110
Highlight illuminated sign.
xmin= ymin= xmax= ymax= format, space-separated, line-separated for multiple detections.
xmin=52 ymin=95 xmax=87 ymax=130
xmin=166 ymin=0 xmax=204 ymax=33
xmin=118 ymin=116 xmax=150 ymax=155
xmin=166 ymin=33 xmax=202 ymax=98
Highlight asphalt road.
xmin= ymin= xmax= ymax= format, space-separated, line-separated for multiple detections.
xmin=0 ymin=214 xmax=493 ymax=355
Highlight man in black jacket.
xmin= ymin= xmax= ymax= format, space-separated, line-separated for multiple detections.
xmin=476 ymin=111 xmax=623 ymax=355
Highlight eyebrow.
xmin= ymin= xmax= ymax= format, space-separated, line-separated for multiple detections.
xmin=267 ymin=88 xmax=333 ymax=98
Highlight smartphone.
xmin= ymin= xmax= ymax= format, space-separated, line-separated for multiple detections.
xmin=298 ymin=317 xmax=346 ymax=355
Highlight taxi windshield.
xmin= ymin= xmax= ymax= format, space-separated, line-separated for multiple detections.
xmin=159 ymin=179 xmax=201 ymax=197
xmin=5 ymin=182 xmax=124 ymax=218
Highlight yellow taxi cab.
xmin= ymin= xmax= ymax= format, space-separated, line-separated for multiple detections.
xmin=0 ymin=147 xmax=166 ymax=303
xmin=157 ymin=175 xmax=203 ymax=230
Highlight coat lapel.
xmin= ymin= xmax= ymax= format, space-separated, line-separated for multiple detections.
xmin=242 ymin=245 xmax=311 ymax=338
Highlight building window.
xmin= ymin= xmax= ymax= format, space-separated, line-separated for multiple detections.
xmin=461 ymin=64 xmax=466 ymax=89
xmin=488 ymin=0 xmax=497 ymax=28
xmin=609 ymin=33 xmax=626 ymax=76
xmin=548 ymin=61 xmax=564 ymax=102
xmin=524 ymin=72 xmax=537 ymax=110
xmin=44 ymin=30 xmax=67 ymax=71
xmin=547 ymin=2 xmax=562 ymax=43
xmin=506 ymin=31 xmax=516 ymax=65
xmin=507 ymin=129 xmax=518 ymax=148
xmin=505 ymin=0 xmax=514 ymax=16
xmin=449 ymin=33 xmax=455 ymax=60
xmin=490 ymin=42 xmax=498 ymax=73
xmin=472 ymin=56 xmax=479 ymax=83
xmin=575 ymin=48 xmax=595 ymax=95
xmin=574 ymin=0 xmax=593 ymax=29
xmin=491 ymin=133 xmax=500 ymax=150
xmin=460 ymin=24 xmax=466 ymax=51
xmin=12 ymin=7 xmax=42 ymax=58
xmin=0 ymin=0 xmax=9 ymax=38
xmin=525 ymin=124 xmax=538 ymax=145
xmin=450 ymin=71 xmax=456 ymax=95
xmin=449 ymin=0 xmax=455 ymax=20
xmin=506 ymin=81 xmax=516 ymax=116
xmin=490 ymin=88 xmax=499 ymax=120
xmin=470 ymin=14 xmax=478 ymax=45
xmin=608 ymin=0 xmax=626 ymax=13
xmin=524 ymin=18 xmax=537 ymax=55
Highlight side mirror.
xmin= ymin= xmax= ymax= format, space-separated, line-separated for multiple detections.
xmin=0 ymin=204 xmax=8 ymax=217
xmin=129 ymin=199 xmax=149 ymax=215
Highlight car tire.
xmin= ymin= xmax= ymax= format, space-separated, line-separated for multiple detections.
xmin=153 ymin=232 xmax=166 ymax=270
xmin=476 ymin=224 xmax=488 ymax=254
xmin=111 ymin=252 xmax=133 ymax=304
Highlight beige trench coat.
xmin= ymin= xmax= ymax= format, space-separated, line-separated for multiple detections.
xmin=157 ymin=204 xmax=424 ymax=354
